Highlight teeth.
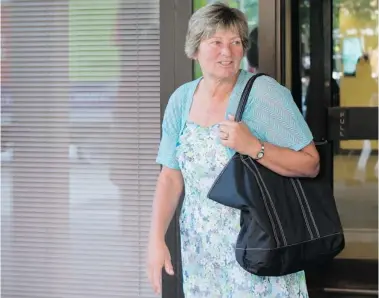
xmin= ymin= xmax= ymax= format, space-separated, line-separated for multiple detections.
xmin=220 ymin=62 xmax=231 ymax=65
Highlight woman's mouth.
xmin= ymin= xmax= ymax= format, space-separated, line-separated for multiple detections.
xmin=219 ymin=61 xmax=233 ymax=66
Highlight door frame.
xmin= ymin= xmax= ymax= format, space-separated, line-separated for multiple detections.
xmin=160 ymin=1 xmax=192 ymax=297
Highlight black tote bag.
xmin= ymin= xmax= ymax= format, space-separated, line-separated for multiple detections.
xmin=207 ymin=73 xmax=345 ymax=277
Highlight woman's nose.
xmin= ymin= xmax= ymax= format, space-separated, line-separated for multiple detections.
xmin=220 ymin=44 xmax=232 ymax=56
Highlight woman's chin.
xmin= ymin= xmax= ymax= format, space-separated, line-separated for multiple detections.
xmin=208 ymin=65 xmax=237 ymax=78
xmin=217 ymin=68 xmax=239 ymax=79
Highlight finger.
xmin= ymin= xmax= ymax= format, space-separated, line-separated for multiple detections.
xmin=164 ymin=258 xmax=174 ymax=275
xmin=219 ymin=131 xmax=229 ymax=140
xmin=219 ymin=138 xmax=231 ymax=148
xmin=218 ymin=125 xmax=227 ymax=134
xmin=219 ymin=124 xmax=235 ymax=137
xmin=219 ymin=120 xmax=235 ymax=127
xmin=153 ymin=267 xmax=162 ymax=294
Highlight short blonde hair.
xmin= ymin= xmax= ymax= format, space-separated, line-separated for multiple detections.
xmin=184 ymin=2 xmax=249 ymax=59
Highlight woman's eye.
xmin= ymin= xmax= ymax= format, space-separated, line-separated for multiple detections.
xmin=232 ymin=40 xmax=241 ymax=45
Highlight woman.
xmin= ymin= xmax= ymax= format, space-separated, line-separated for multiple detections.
xmin=147 ymin=3 xmax=320 ymax=297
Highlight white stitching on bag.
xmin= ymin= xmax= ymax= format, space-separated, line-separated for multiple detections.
xmin=296 ymin=179 xmax=321 ymax=238
xmin=291 ymin=178 xmax=314 ymax=239
xmin=241 ymin=158 xmax=281 ymax=247
xmin=249 ymin=157 xmax=288 ymax=246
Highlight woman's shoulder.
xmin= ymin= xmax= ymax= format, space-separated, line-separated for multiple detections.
xmin=167 ymin=77 xmax=201 ymax=108
xmin=240 ymin=70 xmax=292 ymax=104
xmin=243 ymin=71 xmax=288 ymax=93
xmin=163 ymin=78 xmax=201 ymax=127
xmin=241 ymin=70 xmax=298 ymax=121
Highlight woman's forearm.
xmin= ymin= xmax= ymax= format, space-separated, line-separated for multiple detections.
xmin=149 ymin=168 xmax=184 ymax=243
xmin=247 ymin=141 xmax=320 ymax=178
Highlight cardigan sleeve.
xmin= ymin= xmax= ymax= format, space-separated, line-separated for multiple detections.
xmin=245 ymin=75 xmax=314 ymax=151
xmin=155 ymin=87 xmax=183 ymax=170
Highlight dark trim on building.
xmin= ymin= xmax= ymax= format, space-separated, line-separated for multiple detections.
xmin=306 ymin=258 xmax=378 ymax=297
xmin=305 ymin=0 xmax=332 ymax=142
xmin=279 ymin=0 xmax=287 ymax=84
xmin=258 ymin=0 xmax=277 ymax=79
xmin=160 ymin=0 xmax=175 ymax=114
xmin=159 ymin=2 xmax=177 ymax=298
xmin=259 ymin=0 xmax=284 ymax=82
xmin=160 ymin=0 xmax=192 ymax=297
xmin=289 ymin=0 xmax=302 ymax=111
xmin=303 ymin=0 xmax=334 ymax=189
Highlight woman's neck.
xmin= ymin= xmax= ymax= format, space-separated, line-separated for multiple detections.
xmin=201 ymin=71 xmax=239 ymax=101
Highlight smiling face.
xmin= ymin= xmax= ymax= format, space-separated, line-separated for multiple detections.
xmin=194 ymin=28 xmax=244 ymax=81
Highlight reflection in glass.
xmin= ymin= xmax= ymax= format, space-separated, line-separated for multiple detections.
xmin=300 ymin=0 xmax=378 ymax=259
xmin=1 ymin=0 xmax=160 ymax=297
xmin=334 ymin=0 xmax=378 ymax=259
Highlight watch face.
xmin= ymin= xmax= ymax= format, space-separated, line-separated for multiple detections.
xmin=257 ymin=152 xmax=264 ymax=159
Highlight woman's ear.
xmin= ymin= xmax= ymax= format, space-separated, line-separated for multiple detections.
xmin=191 ymin=49 xmax=199 ymax=61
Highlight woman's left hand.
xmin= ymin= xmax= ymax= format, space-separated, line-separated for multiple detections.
xmin=219 ymin=114 xmax=260 ymax=155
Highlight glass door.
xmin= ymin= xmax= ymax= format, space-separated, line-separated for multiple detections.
xmin=292 ymin=0 xmax=378 ymax=296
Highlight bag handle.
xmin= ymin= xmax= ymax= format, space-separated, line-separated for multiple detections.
xmin=235 ymin=73 xmax=267 ymax=122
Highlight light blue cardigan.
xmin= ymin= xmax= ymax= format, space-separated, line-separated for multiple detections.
xmin=156 ymin=69 xmax=313 ymax=170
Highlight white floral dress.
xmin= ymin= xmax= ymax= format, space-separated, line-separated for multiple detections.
xmin=176 ymin=121 xmax=309 ymax=298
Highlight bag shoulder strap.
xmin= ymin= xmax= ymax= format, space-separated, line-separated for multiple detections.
xmin=235 ymin=73 xmax=267 ymax=122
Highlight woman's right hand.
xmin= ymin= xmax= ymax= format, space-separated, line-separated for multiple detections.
xmin=147 ymin=239 xmax=174 ymax=295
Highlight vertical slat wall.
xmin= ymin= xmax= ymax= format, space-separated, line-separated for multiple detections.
xmin=1 ymin=0 xmax=160 ymax=297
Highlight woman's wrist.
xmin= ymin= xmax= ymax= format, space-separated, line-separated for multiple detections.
xmin=148 ymin=224 xmax=165 ymax=242
xmin=247 ymin=137 xmax=264 ymax=159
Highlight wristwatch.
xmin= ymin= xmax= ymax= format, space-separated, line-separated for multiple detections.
xmin=253 ymin=141 xmax=265 ymax=160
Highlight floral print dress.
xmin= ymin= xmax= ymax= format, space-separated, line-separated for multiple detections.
xmin=176 ymin=121 xmax=309 ymax=298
